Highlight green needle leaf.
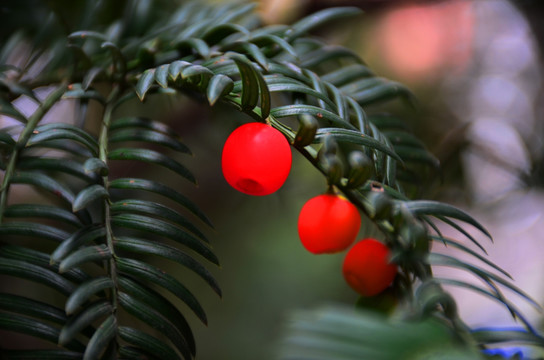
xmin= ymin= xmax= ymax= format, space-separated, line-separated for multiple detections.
xmin=136 ymin=69 xmax=156 ymax=101
xmin=115 ymin=236 xmax=221 ymax=295
xmin=73 ymin=185 xmax=109 ymax=212
xmin=207 ymin=74 xmax=234 ymax=106
xmin=83 ymin=315 xmax=117 ymax=360
xmin=51 ymin=225 xmax=106 ymax=264
xmin=271 ymin=105 xmax=356 ymax=130
xmin=83 ymin=158 xmax=109 ymax=176
xmin=109 ymin=178 xmax=213 ymax=228
xmin=168 ymin=60 xmax=191 ymax=81
xmin=110 ymin=116 xmax=183 ymax=137
xmin=230 ymin=53 xmax=260 ymax=112
xmin=59 ymin=300 xmax=112 ymax=345
xmin=286 ymin=7 xmax=362 ymax=41
xmin=315 ymin=128 xmax=402 ymax=162
xmin=0 ymin=257 xmax=75 ymax=296
xmin=301 ymin=45 xmax=362 ymax=69
xmin=118 ymin=276 xmax=196 ymax=356
xmin=4 ymin=204 xmax=82 ymax=226
xmin=11 ymin=171 xmax=74 ymax=205
xmin=110 ymin=199 xmax=208 ymax=241
xmin=66 ymin=277 xmax=114 ymax=315
xmin=108 ymin=148 xmax=196 ymax=183
xmin=250 ymin=34 xmax=298 ymax=59
xmin=17 ymin=157 xmax=96 ymax=183
xmin=177 ymin=38 xmax=210 ymax=59
xmin=264 ymin=76 xmax=337 ymax=110
xmin=202 ymin=23 xmax=250 ymax=45
xmin=351 ymin=81 xmax=414 ymax=106
xmin=109 ymin=127 xmax=191 ymax=154
xmin=427 ymin=253 xmax=541 ymax=310
xmin=405 ymin=200 xmax=492 ymax=239
xmin=154 ymin=64 xmax=170 ymax=88
xmin=322 ymin=64 xmax=374 ymax=87
xmin=430 ymin=236 xmax=511 ymax=279
xmin=27 ymin=124 xmax=98 ymax=155
xmin=111 ymin=213 xmax=218 ymax=264
xmin=0 ymin=293 xmax=67 ymax=325
xmin=59 ymin=244 xmax=112 ymax=273
xmin=119 ymin=292 xmax=192 ymax=360
xmin=117 ymin=257 xmax=208 ymax=324
xmin=0 ymin=222 xmax=70 ymax=242
xmin=118 ymin=326 xmax=180 ymax=360
xmin=0 ymin=313 xmax=85 ymax=352
xmin=1 ymin=245 xmax=88 ymax=283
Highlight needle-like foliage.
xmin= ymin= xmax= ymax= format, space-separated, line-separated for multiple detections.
xmin=0 ymin=1 xmax=541 ymax=359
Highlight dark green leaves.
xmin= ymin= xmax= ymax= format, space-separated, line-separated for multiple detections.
xmin=285 ymin=7 xmax=363 ymax=42
xmin=110 ymin=116 xmax=191 ymax=154
xmin=73 ymin=185 xmax=109 ymax=212
xmin=2 ymin=1 xmax=536 ymax=358
xmin=230 ymin=53 xmax=270 ymax=119
xmin=59 ymin=300 xmax=112 ymax=345
xmin=135 ymin=69 xmax=156 ymax=101
xmin=279 ymin=306 xmax=484 ymax=360
xmin=111 ymin=214 xmax=218 ymax=264
xmin=207 ymin=74 xmax=234 ymax=106
xmin=118 ymin=292 xmax=192 ymax=360
xmin=0 ymin=222 xmax=70 ymax=242
xmin=119 ymin=326 xmax=181 ymax=360
xmin=316 ymin=128 xmax=401 ymax=162
xmin=108 ymin=148 xmax=196 ymax=183
xmin=83 ymin=315 xmax=117 ymax=360
xmin=4 ymin=204 xmax=83 ymax=228
xmin=59 ymin=244 xmax=112 ymax=273
xmin=135 ymin=61 xmax=218 ymax=101
xmin=0 ymin=312 xmax=85 ymax=352
xmin=472 ymin=328 xmax=544 ymax=347
xmin=27 ymin=123 xmax=99 ymax=156
xmin=0 ymin=293 xmax=67 ymax=325
xmin=271 ymin=105 xmax=355 ymax=130
xmin=405 ymin=200 xmax=492 ymax=240
xmin=65 ymin=277 xmax=114 ymax=315
xmin=109 ymin=178 xmax=213 ymax=228
xmin=110 ymin=199 xmax=207 ymax=241
xmin=117 ymin=257 xmax=208 ymax=325
xmin=109 ymin=127 xmax=191 ymax=154
xmin=0 ymin=257 xmax=75 ymax=296
xmin=118 ymin=276 xmax=196 ymax=356
xmin=115 ymin=236 xmax=221 ymax=295
xmin=10 ymin=172 xmax=75 ymax=205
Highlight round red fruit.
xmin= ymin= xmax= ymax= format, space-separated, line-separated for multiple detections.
xmin=222 ymin=123 xmax=292 ymax=196
xmin=298 ymin=194 xmax=361 ymax=254
xmin=342 ymin=238 xmax=397 ymax=297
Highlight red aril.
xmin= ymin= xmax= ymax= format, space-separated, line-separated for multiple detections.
xmin=298 ymin=193 xmax=361 ymax=254
xmin=222 ymin=123 xmax=291 ymax=196
xmin=342 ymin=238 xmax=397 ymax=296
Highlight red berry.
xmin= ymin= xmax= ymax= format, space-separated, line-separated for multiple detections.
xmin=222 ymin=123 xmax=292 ymax=196
xmin=298 ymin=194 xmax=361 ymax=254
xmin=342 ymin=238 xmax=397 ymax=296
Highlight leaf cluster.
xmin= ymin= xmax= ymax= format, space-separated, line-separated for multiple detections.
xmin=0 ymin=1 xmax=542 ymax=359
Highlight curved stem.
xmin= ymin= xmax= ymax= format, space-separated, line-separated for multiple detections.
xmin=98 ymin=85 xmax=120 ymax=352
xmin=0 ymin=84 xmax=67 ymax=223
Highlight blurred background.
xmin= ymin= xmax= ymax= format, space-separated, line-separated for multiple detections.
xmin=2 ymin=0 xmax=544 ymax=359
xmin=186 ymin=0 xmax=544 ymax=359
